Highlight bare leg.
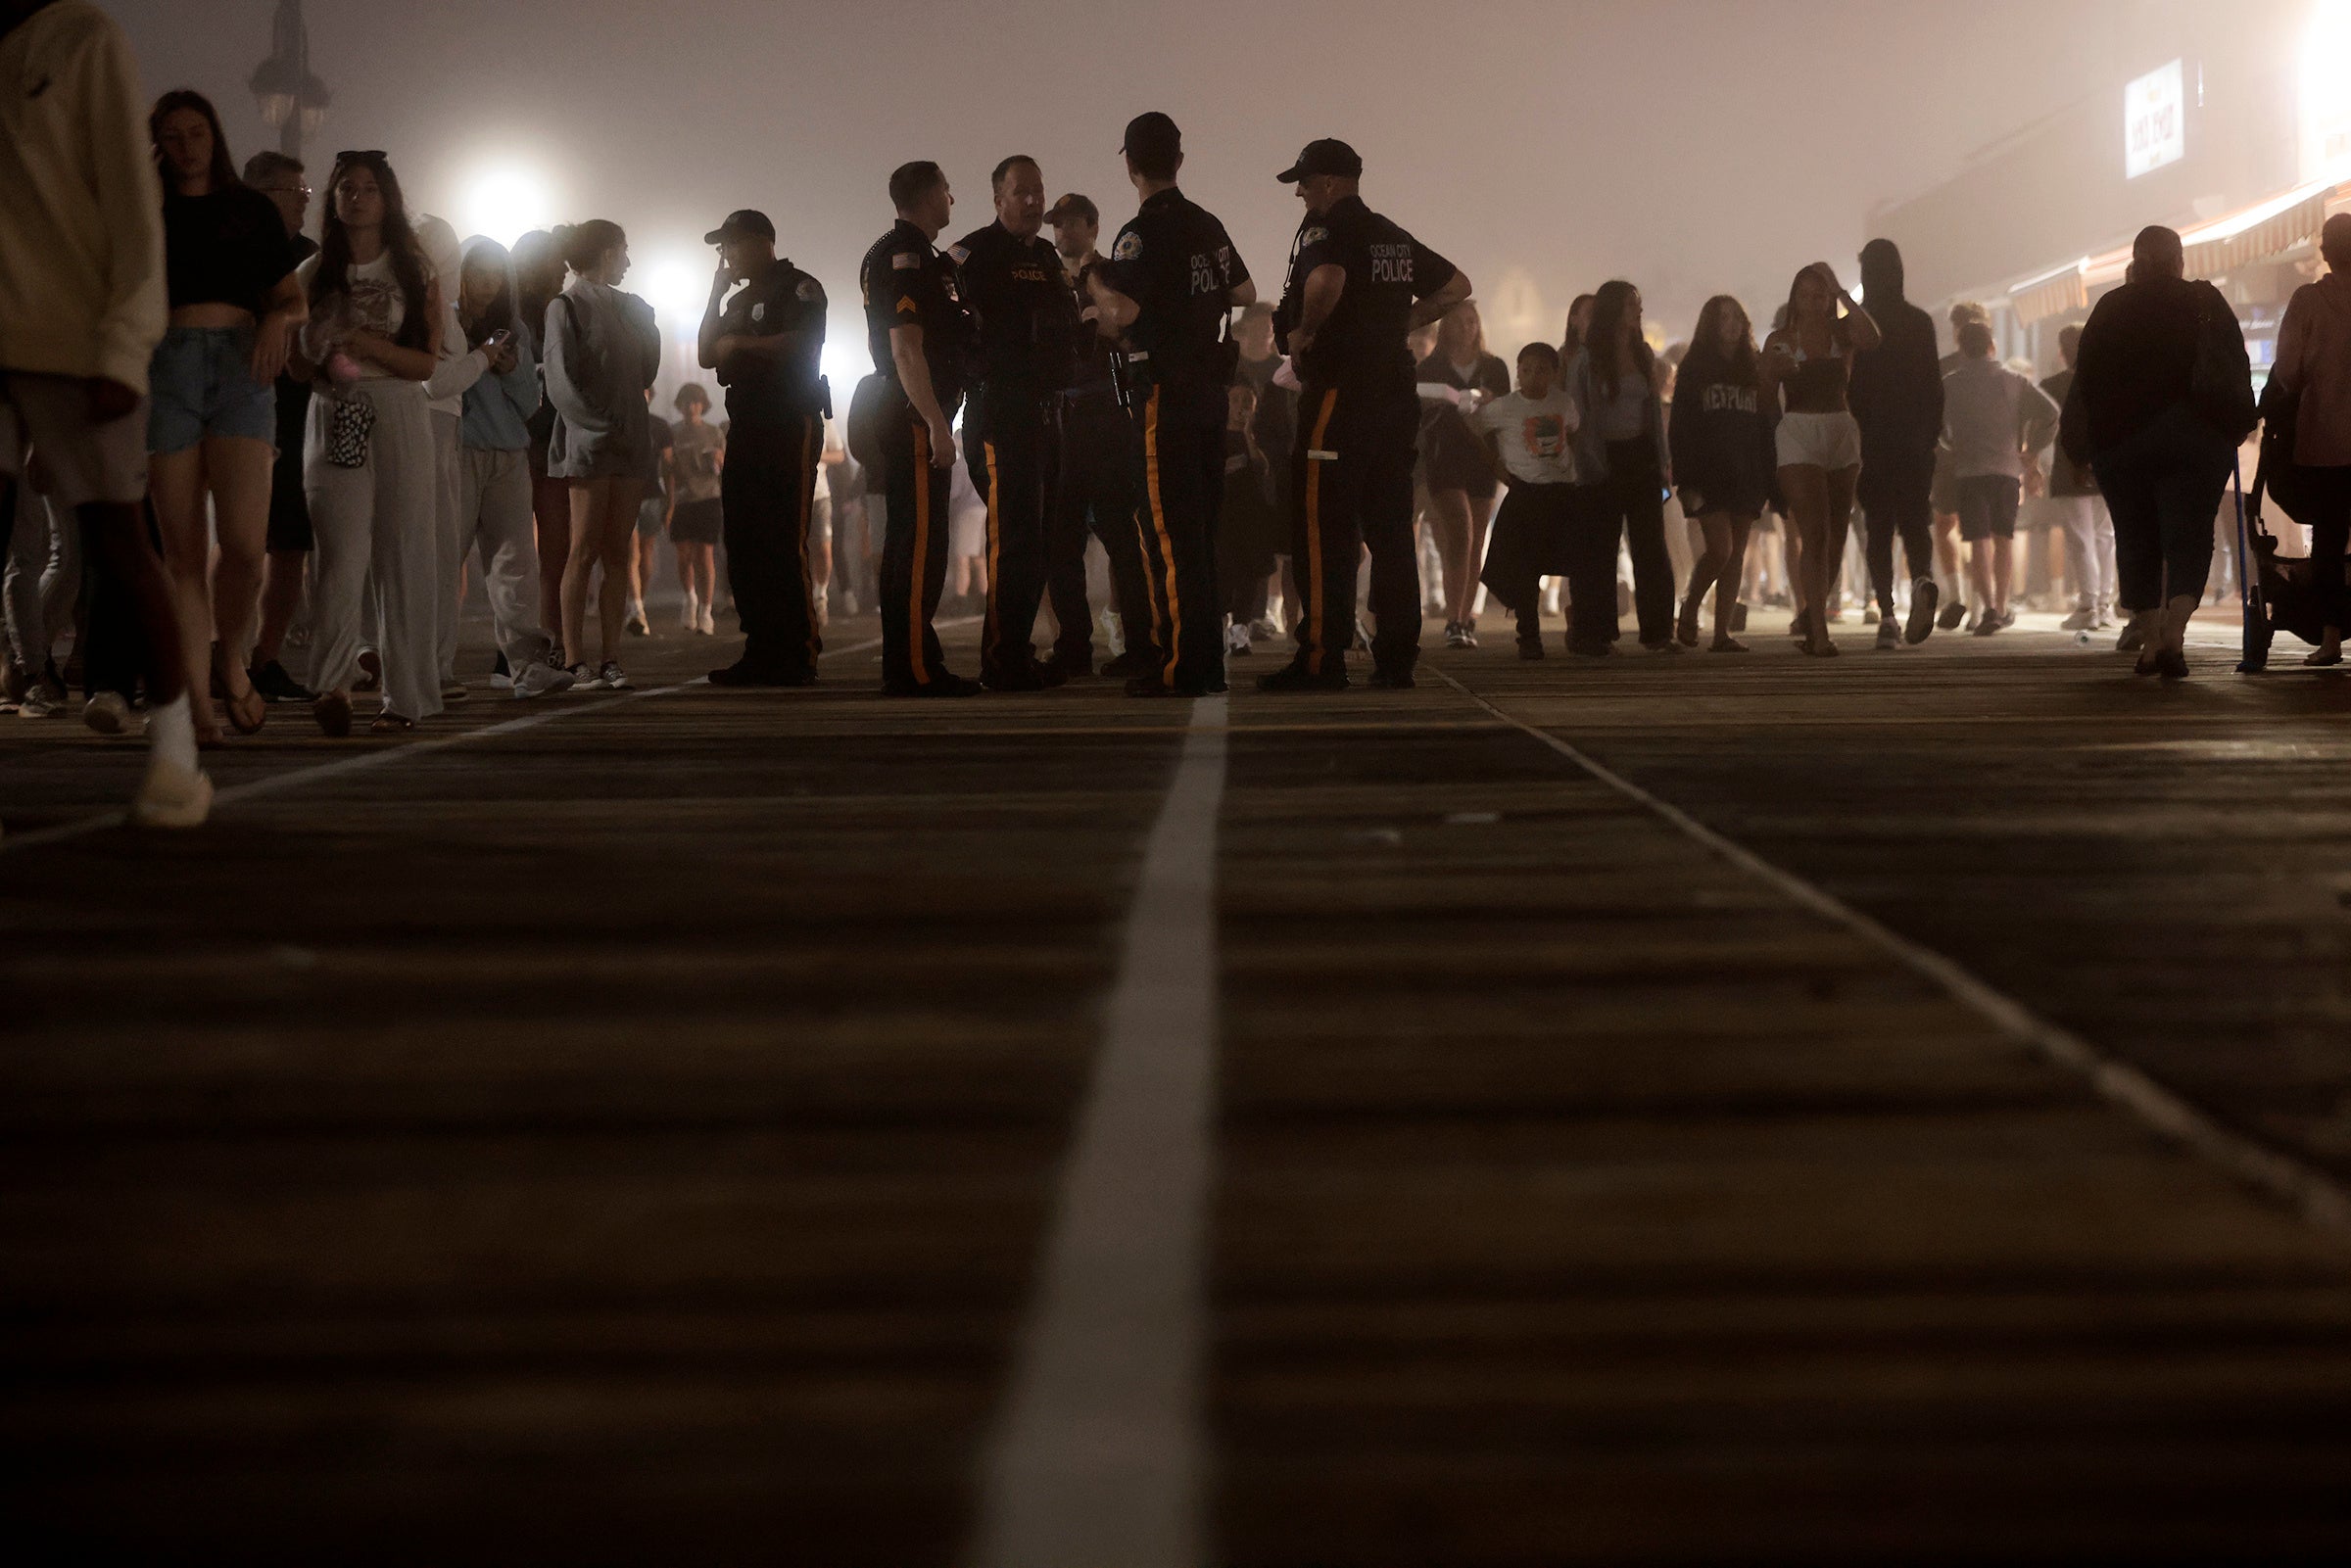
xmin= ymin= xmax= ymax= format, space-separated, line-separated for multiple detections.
xmin=1717 ymin=516 xmax=1753 ymax=645
xmin=1781 ymin=465 xmax=1838 ymax=652
xmin=1825 ymin=465 xmax=1859 ymax=627
xmin=599 ymin=479 xmax=643 ymax=664
xmin=561 ymin=483 xmax=597 ymax=667
xmin=147 ymin=446 xmax=221 ymax=740
xmin=1681 ymin=511 xmax=1728 ymax=644
xmin=204 ymin=434 xmax=274 ymax=712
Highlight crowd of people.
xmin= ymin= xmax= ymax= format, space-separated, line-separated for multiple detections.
xmin=5 ymin=0 xmax=2349 ymax=832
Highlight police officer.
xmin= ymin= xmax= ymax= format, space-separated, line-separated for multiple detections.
xmin=947 ymin=156 xmax=1080 ymax=690
xmin=1260 ymin=139 xmax=1468 ymax=692
xmin=697 ymin=209 xmax=830 ymax=686
xmin=1042 ymin=192 xmax=1159 ymax=681
xmin=1087 ymin=111 xmax=1255 ymax=698
xmin=858 ymin=161 xmax=981 ymax=696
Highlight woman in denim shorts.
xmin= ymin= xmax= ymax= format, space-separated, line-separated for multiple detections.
xmin=146 ymin=91 xmax=308 ymax=738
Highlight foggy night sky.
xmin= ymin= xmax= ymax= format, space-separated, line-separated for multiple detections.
xmin=111 ymin=0 xmax=2160 ymax=379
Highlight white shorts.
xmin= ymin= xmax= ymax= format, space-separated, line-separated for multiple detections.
xmin=1774 ymin=410 xmax=1862 ymax=473
xmin=0 ymin=371 xmax=150 ymax=508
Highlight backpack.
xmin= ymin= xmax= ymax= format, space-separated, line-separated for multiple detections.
xmin=2189 ymin=281 xmax=2257 ymax=444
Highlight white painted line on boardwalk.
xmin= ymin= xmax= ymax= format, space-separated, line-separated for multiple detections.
xmin=0 ymin=624 xmax=949 ymax=858
xmin=1432 ymin=667 xmax=2351 ymax=1243
xmin=970 ymin=692 xmax=1229 ymax=1568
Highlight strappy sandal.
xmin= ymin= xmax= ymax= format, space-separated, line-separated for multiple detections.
xmin=1710 ymin=636 xmax=1750 ymax=653
xmin=368 ymin=712 xmax=417 ymax=735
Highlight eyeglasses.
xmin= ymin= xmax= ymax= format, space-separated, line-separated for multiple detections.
xmin=260 ymin=183 xmax=313 ymax=200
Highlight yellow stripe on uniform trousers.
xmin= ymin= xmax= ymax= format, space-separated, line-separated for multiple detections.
xmin=798 ymin=413 xmax=821 ymax=667
xmin=1304 ymin=389 xmax=1338 ymax=675
xmin=984 ymin=440 xmax=1003 ymax=656
xmin=911 ymin=420 xmax=933 ymax=683
xmin=1143 ymin=387 xmax=1183 ymax=688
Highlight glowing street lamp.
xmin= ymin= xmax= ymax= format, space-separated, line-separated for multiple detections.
xmin=248 ymin=0 xmax=329 ymax=162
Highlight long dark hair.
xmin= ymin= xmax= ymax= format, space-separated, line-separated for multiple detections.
xmin=1561 ymin=292 xmax=1596 ymax=358
xmin=1586 ymin=279 xmax=1653 ymax=400
xmin=1781 ymin=264 xmax=1847 ymax=348
xmin=511 ymin=229 xmax=565 ymax=342
xmin=311 ymin=151 xmax=432 ymax=352
xmin=1684 ymin=295 xmax=1757 ymax=385
xmin=149 ymin=90 xmax=240 ymax=195
xmin=458 ymin=237 xmax=518 ymax=349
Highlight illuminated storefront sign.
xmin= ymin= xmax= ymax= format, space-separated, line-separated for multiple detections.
xmin=2125 ymin=59 xmax=2184 ymax=179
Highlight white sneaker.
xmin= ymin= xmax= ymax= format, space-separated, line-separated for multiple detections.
xmin=568 ymin=661 xmax=601 ymax=690
xmin=696 ymin=605 xmax=715 ymax=636
xmin=1226 ymin=622 xmax=1252 ymax=655
xmin=511 ymin=660 xmax=578 ymax=699
xmin=83 ymin=691 xmax=133 ymax=736
xmin=681 ymin=590 xmax=700 ymax=632
xmin=129 ymin=759 xmax=214 ymax=829
xmin=598 ymin=660 xmax=630 ymax=690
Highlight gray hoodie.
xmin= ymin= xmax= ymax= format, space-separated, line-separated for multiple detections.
xmin=544 ymin=278 xmax=659 ymax=480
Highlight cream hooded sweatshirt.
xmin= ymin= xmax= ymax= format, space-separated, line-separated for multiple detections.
xmin=0 ymin=1 xmax=167 ymax=393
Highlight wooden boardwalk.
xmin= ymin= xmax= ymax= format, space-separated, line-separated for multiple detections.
xmin=4 ymin=608 xmax=2350 ymax=1563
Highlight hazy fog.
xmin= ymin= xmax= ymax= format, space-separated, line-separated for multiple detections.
xmin=112 ymin=0 xmax=2163 ymax=376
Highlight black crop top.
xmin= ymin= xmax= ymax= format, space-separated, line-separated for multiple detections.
xmin=163 ymin=186 xmax=302 ymax=314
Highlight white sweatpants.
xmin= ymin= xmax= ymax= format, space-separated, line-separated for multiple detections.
xmin=454 ymin=446 xmax=553 ymax=672
xmin=304 ymin=378 xmax=443 ymax=722
xmin=2051 ymin=494 xmax=2117 ymax=610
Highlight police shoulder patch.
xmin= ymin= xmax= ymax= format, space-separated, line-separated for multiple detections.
xmin=1299 ymin=227 xmax=1328 ymax=247
xmin=892 ymin=252 xmax=921 ymax=270
xmin=947 ymin=244 xmax=970 ymax=264
xmin=1112 ymin=231 xmax=1143 ymax=261
xmin=796 ymin=277 xmax=823 ymax=303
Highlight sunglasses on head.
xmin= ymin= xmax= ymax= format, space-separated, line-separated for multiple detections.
xmin=334 ymin=150 xmax=388 ymax=165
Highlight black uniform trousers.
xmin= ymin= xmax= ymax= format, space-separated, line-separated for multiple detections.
xmin=1857 ymin=448 xmax=1937 ymax=616
xmin=878 ymin=411 xmax=956 ymax=689
xmin=1048 ymin=392 xmax=1155 ymax=667
xmin=1130 ymin=375 xmax=1227 ymax=690
xmin=1288 ymin=380 xmax=1420 ymax=677
xmin=962 ymin=392 xmax=1052 ymax=680
xmin=721 ymin=411 xmax=823 ymax=675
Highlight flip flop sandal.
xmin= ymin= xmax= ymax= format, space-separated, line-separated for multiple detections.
xmin=368 ymin=713 xmax=416 ymax=735
xmin=225 ymin=686 xmax=266 ymax=735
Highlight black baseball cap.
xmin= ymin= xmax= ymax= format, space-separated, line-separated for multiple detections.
xmin=702 ymin=209 xmax=775 ymax=245
xmin=1277 ymin=139 xmax=1363 ymax=183
xmin=1121 ymin=112 xmax=1181 ymax=166
xmin=1043 ymin=192 xmax=1097 ymax=225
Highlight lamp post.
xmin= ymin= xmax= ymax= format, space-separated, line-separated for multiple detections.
xmin=248 ymin=0 xmax=329 ymax=163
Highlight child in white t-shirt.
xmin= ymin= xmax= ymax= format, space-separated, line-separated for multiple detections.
xmin=1474 ymin=344 xmax=1582 ymax=655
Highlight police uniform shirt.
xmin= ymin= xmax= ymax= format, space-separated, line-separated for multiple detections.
xmin=948 ymin=222 xmax=1080 ymax=399
xmin=860 ymin=218 xmax=974 ymax=404
xmin=1065 ymin=256 xmax=1119 ymax=398
xmin=715 ymin=259 xmax=827 ymax=426
xmin=1097 ymin=188 xmax=1250 ymax=379
xmin=1284 ymin=194 xmax=1457 ymax=391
